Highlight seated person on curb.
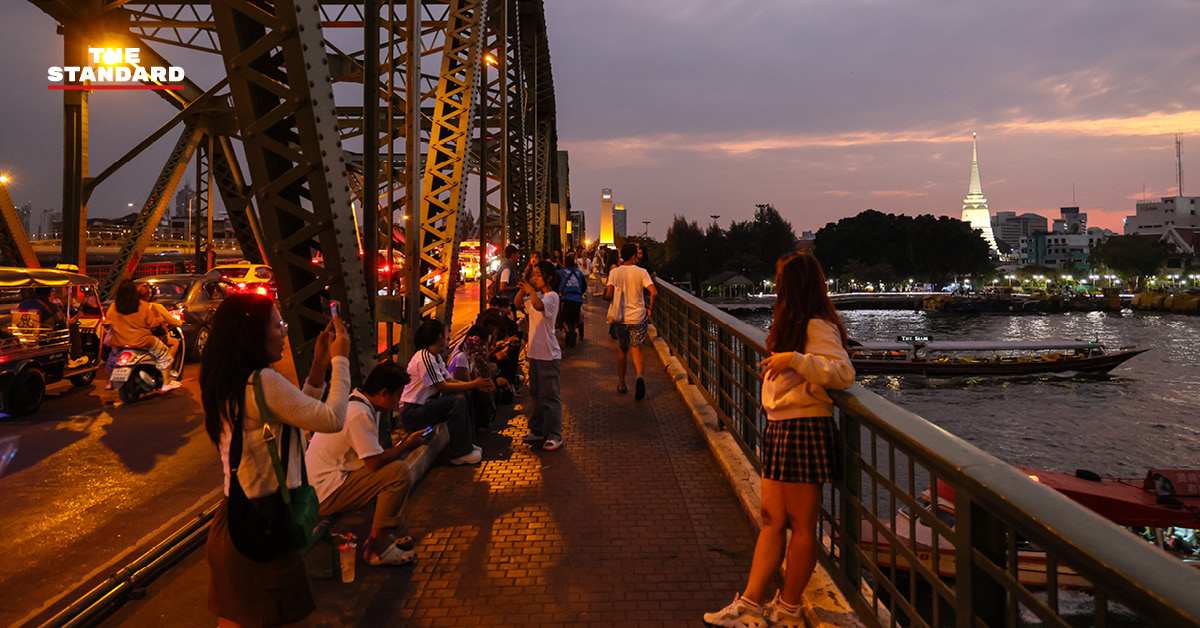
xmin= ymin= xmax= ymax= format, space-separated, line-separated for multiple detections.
xmin=398 ymin=319 xmax=494 ymax=465
xmin=307 ymin=362 xmax=429 ymax=566
xmin=450 ymin=325 xmax=510 ymax=430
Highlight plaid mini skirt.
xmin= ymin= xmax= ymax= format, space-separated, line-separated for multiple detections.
xmin=761 ymin=416 xmax=838 ymax=484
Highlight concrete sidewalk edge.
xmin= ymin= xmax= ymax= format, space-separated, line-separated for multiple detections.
xmin=648 ymin=326 xmax=869 ymax=628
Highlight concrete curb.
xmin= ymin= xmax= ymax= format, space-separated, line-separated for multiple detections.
xmin=648 ymin=326 xmax=867 ymax=628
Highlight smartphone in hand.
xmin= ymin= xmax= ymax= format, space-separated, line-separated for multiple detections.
xmin=330 ymin=300 xmax=340 ymax=319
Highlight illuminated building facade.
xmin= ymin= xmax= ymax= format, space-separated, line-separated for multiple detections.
xmin=600 ymin=188 xmax=614 ymax=245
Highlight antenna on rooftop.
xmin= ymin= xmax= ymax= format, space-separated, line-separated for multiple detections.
xmin=1176 ymin=133 xmax=1184 ymax=197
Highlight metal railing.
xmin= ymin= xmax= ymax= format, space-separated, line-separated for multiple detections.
xmin=652 ymin=280 xmax=1200 ymax=628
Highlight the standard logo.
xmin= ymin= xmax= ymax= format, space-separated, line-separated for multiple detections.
xmin=48 ymin=48 xmax=184 ymax=90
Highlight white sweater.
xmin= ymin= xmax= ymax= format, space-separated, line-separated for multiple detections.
xmin=761 ymin=318 xmax=855 ymax=421
xmin=220 ymin=356 xmax=350 ymax=498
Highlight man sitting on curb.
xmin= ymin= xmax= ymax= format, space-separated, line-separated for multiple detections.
xmin=307 ymin=362 xmax=429 ymax=566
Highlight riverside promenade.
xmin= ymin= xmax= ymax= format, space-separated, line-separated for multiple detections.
xmin=104 ymin=298 xmax=769 ymax=627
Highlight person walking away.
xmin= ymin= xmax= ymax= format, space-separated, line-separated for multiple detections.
xmin=105 ymin=279 xmax=179 ymax=390
xmin=516 ymin=261 xmax=564 ymax=450
xmin=604 ymin=243 xmax=657 ymax=400
xmin=201 ymin=293 xmax=352 ymax=628
xmin=398 ymin=319 xmax=494 ymax=465
xmin=591 ymin=247 xmax=605 ymax=293
xmin=556 ymin=253 xmax=587 ymax=346
xmin=307 ymin=361 xmax=428 ymax=567
xmin=703 ymin=252 xmax=855 ymax=628
xmin=494 ymin=244 xmax=522 ymax=306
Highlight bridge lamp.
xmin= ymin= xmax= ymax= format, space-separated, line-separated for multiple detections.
xmin=484 ymin=52 xmax=499 ymax=66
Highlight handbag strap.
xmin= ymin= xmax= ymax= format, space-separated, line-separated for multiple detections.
xmin=253 ymin=369 xmax=309 ymax=505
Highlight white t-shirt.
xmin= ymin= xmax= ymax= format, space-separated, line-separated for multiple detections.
xmin=499 ymin=266 xmax=512 ymax=284
xmin=525 ymin=291 xmax=561 ymax=361
xmin=448 ymin=348 xmax=474 ymax=377
xmin=306 ymin=390 xmax=386 ymax=502
xmin=401 ymin=348 xmax=450 ymax=405
xmin=607 ymin=264 xmax=654 ymax=324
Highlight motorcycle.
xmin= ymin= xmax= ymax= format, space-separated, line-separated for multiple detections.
xmin=108 ymin=326 xmax=186 ymax=404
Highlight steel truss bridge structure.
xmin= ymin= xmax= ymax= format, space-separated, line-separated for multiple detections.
xmin=5 ymin=0 xmax=567 ymax=378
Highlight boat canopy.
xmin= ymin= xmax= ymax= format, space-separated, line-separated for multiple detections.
xmin=852 ymin=339 xmax=1100 ymax=352
xmin=0 ymin=267 xmax=98 ymax=288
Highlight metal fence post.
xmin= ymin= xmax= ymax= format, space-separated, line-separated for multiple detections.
xmin=839 ymin=408 xmax=862 ymax=590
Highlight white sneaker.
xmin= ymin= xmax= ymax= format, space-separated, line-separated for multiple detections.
xmin=703 ymin=594 xmax=766 ymax=628
xmin=367 ymin=543 xmax=416 ymax=566
xmin=542 ymin=438 xmax=563 ymax=451
xmin=763 ymin=593 xmax=804 ymax=628
xmin=472 ymin=445 xmax=482 ymax=454
xmin=161 ymin=381 xmax=183 ymax=392
xmin=449 ymin=449 xmax=482 ymax=465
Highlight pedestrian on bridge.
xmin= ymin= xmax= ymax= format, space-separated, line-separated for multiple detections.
xmin=557 ymin=253 xmax=587 ymax=347
xmin=201 ymin=293 xmax=352 ymax=628
xmin=604 ymin=243 xmax=657 ymax=400
xmin=516 ymin=261 xmax=564 ymax=450
xmin=704 ymin=252 xmax=855 ymax=628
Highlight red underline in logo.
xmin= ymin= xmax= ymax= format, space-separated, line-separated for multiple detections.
xmin=48 ymin=85 xmax=185 ymax=91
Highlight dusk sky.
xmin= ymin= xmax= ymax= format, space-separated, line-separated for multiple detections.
xmin=3 ymin=1 xmax=1200 ymax=240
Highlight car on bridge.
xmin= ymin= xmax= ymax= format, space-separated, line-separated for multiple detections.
xmin=211 ymin=260 xmax=277 ymax=299
xmin=135 ymin=274 xmax=238 ymax=359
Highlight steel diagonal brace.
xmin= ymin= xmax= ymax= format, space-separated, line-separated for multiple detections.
xmin=0 ymin=181 xmax=39 ymax=268
xmin=98 ymin=120 xmax=206 ymax=300
xmin=417 ymin=0 xmax=489 ymax=326
xmin=211 ymin=0 xmax=375 ymax=379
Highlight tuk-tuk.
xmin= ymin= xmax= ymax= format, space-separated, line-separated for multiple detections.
xmin=0 ymin=267 xmax=104 ymax=416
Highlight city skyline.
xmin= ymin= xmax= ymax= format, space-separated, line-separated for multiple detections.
xmin=2 ymin=2 xmax=1200 ymax=241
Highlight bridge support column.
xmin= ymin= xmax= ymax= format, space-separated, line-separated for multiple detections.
xmin=61 ymin=25 xmax=89 ymax=273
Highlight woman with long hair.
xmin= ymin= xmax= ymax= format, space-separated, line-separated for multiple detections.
xmin=202 ymin=293 xmax=351 ymax=627
xmin=704 ymin=252 xmax=855 ymax=628
xmin=105 ymin=279 xmax=177 ymax=388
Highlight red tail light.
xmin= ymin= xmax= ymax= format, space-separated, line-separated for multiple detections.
xmin=256 ymin=286 xmax=268 ymax=295
xmin=117 ymin=351 xmax=134 ymax=365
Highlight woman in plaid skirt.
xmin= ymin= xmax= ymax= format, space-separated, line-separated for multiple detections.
xmin=705 ymin=252 xmax=855 ymax=628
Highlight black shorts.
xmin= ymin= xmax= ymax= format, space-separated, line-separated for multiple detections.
xmin=761 ymin=417 xmax=838 ymax=483
xmin=559 ymin=300 xmax=582 ymax=327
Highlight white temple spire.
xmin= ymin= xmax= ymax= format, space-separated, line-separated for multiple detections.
xmin=961 ymin=132 xmax=998 ymax=252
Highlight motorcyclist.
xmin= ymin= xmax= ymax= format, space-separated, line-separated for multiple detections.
xmin=137 ymin=283 xmax=184 ymax=369
xmin=105 ymin=279 xmax=179 ymax=391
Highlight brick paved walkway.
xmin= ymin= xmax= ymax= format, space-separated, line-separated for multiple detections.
xmin=104 ymin=297 xmax=764 ymax=627
xmin=310 ymin=298 xmax=762 ymax=626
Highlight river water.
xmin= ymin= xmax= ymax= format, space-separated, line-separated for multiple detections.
xmin=740 ymin=308 xmax=1200 ymax=481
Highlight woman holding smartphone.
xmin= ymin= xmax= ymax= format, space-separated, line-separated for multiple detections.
xmin=704 ymin=252 xmax=855 ymax=628
xmin=202 ymin=294 xmax=351 ymax=627
xmin=515 ymin=261 xmax=564 ymax=451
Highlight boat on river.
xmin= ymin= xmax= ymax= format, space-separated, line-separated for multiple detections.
xmin=848 ymin=337 xmax=1145 ymax=376
xmin=859 ymin=468 xmax=1200 ymax=589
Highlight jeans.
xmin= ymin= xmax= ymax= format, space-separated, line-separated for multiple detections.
xmin=400 ymin=395 xmax=475 ymax=458
xmin=528 ymin=359 xmax=562 ymax=441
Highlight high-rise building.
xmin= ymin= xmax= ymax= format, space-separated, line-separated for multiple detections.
xmin=1123 ymin=196 xmax=1200 ymax=236
xmin=600 ymin=188 xmax=614 ymax=245
xmin=991 ymin=211 xmax=1048 ymax=246
xmin=960 ymin=133 xmax=998 ymax=251
xmin=568 ymin=210 xmax=586 ymax=246
xmin=555 ymin=151 xmax=571 ymax=249
xmin=613 ymin=204 xmax=627 ymax=240
xmin=17 ymin=202 xmax=33 ymax=235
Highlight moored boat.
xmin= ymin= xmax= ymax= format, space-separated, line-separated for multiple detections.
xmin=849 ymin=337 xmax=1145 ymax=376
xmin=859 ymin=468 xmax=1200 ymax=589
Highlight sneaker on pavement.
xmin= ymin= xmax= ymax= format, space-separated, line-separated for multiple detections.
xmin=449 ymin=449 xmax=482 ymax=465
xmin=764 ymin=593 xmax=805 ymax=628
xmin=367 ymin=543 xmax=416 ymax=566
xmin=523 ymin=433 xmax=546 ymax=444
xmin=472 ymin=444 xmax=482 ymax=454
xmin=703 ymin=594 xmax=766 ymax=628
xmin=542 ymin=438 xmax=563 ymax=451
xmin=161 ymin=381 xmax=183 ymax=392
xmin=635 ymin=377 xmax=646 ymax=401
